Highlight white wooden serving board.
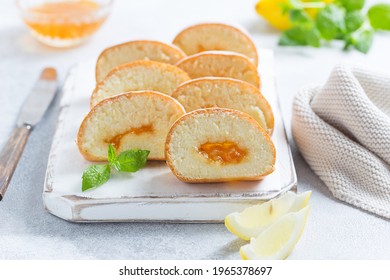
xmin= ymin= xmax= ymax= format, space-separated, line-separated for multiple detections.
xmin=43 ymin=49 xmax=297 ymax=223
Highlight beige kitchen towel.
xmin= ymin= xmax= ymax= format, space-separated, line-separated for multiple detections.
xmin=292 ymin=64 xmax=390 ymax=218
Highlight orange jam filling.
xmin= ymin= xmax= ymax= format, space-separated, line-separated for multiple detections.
xmin=198 ymin=141 xmax=247 ymax=164
xmin=105 ymin=125 xmax=154 ymax=148
xmin=24 ymin=1 xmax=107 ymax=39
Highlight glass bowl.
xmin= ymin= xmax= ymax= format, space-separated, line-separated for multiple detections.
xmin=16 ymin=0 xmax=113 ymax=48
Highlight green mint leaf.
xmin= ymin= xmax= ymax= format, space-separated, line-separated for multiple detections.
xmin=344 ymin=26 xmax=374 ymax=54
xmin=279 ymin=26 xmax=321 ymax=47
xmin=289 ymin=9 xmax=312 ymax=24
xmin=82 ymin=164 xmax=111 ymax=192
xmin=368 ymin=3 xmax=390 ymax=30
xmin=316 ymin=4 xmax=346 ymax=40
xmin=353 ymin=28 xmax=374 ymax=53
xmin=340 ymin=0 xmax=365 ymax=11
xmin=115 ymin=149 xmax=150 ymax=172
xmin=107 ymin=144 xmax=121 ymax=172
xmin=345 ymin=11 xmax=365 ymax=32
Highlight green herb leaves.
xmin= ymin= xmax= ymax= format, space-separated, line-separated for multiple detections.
xmin=368 ymin=4 xmax=390 ymax=30
xmin=278 ymin=0 xmax=390 ymax=53
xmin=316 ymin=5 xmax=345 ymax=40
xmin=341 ymin=0 xmax=365 ymax=12
xmin=82 ymin=164 xmax=111 ymax=192
xmin=279 ymin=8 xmax=320 ymax=47
xmin=109 ymin=147 xmax=150 ymax=173
xmin=279 ymin=26 xmax=321 ymax=47
xmin=82 ymin=145 xmax=149 ymax=192
xmin=345 ymin=11 xmax=365 ymax=32
xmin=344 ymin=27 xmax=374 ymax=53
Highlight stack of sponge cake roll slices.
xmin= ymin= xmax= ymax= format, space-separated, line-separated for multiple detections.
xmin=77 ymin=23 xmax=276 ymax=183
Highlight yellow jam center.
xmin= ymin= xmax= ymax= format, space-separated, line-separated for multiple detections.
xmin=24 ymin=1 xmax=107 ymax=39
xmin=198 ymin=141 xmax=247 ymax=164
xmin=105 ymin=125 xmax=154 ymax=148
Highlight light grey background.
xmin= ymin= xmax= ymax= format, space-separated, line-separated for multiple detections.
xmin=1 ymin=0 xmax=389 ymax=259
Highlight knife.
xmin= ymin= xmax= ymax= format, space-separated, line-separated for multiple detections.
xmin=0 ymin=67 xmax=58 ymax=201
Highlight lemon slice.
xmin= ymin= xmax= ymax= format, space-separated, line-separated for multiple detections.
xmin=240 ymin=205 xmax=310 ymax=260
xmin=225 ymin=191 xmax=311 ymax=240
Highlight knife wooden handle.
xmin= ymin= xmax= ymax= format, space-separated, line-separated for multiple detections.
xmin=0 ymin=125 xmax=31 ymax=201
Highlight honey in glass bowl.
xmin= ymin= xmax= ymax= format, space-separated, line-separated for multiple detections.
xmin=17 ymin=0 xmax=113 ymax=47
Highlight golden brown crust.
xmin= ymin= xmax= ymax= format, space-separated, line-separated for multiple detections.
xmin=167 ymin=166 xmax=275 ymax=183
xmin=171 ymin=77 xmax=274 ymax=134
xmin=78 ymin=90 xmax=186 ymax=162
xmin=164 ymin=108 xmax=276 ymax=183
xmin=95 ymin=40 xmax=186 ymax=82
xmin=175 ymin=51 xmax=260 ymax=88
xmin=91 ymin=60 xmax=190 ymax=108
xmin=172 ymin=23 xmax=258 ymax=66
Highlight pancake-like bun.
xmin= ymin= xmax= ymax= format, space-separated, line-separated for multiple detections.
xmin=96 ymin=40 xmax=186 ymax=82
xmin=78 ymin=91 xmax=186 ymax=161
xmin=165 ymin=108 xmax=276 ymax=183
xmin=176 ymin=51 xmax=260 ymax=87
xmin=172 ymin=77 xmax=274 ymax=134
xmin=91 ymin=60 xmax=190 ymax=108
xmin=173 ymin=23 xmax=258 ymax=65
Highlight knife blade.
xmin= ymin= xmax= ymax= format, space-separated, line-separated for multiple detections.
xmin=0 ymin=67 xmax=58 ymax=201
xmin=17 ymin=68 xmax=58 ymax=127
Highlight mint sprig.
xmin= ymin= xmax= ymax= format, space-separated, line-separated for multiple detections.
xmin=82 ymin=145 xmax=150 ymax=192
xmin=277 ymin=0 xmax=390 ymax=53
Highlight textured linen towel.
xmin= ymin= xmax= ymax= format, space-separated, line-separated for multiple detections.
xmin=292 ymin=64 xmax=390 ymax=219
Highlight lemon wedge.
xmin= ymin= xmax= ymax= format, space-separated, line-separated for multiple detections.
xmin=240 ymin=205 xmax=310 ymax=260
xmin=225 ymin=191 xmax=311 ymax=240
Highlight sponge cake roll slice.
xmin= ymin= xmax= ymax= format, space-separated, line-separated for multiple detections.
xmin=173 ymin=23 xmax=258 ymax=65
xmin=96 ymin=40 xmax=186 ymax=82
xmin=91 ymin=60 xmax=190 ymax=108
xmin=172 ymin=77 xmax=274 ymax=134
xmin=165 ymin=108 xmax=276 ymax=183
xmin=176 ymin=51 xmax=260 ymax=87
xmin=78 ymin=91 xmax=186 ymax=161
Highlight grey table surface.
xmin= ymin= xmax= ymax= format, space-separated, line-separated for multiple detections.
xmin=1 ymin=0 xmax=389 ymax=259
